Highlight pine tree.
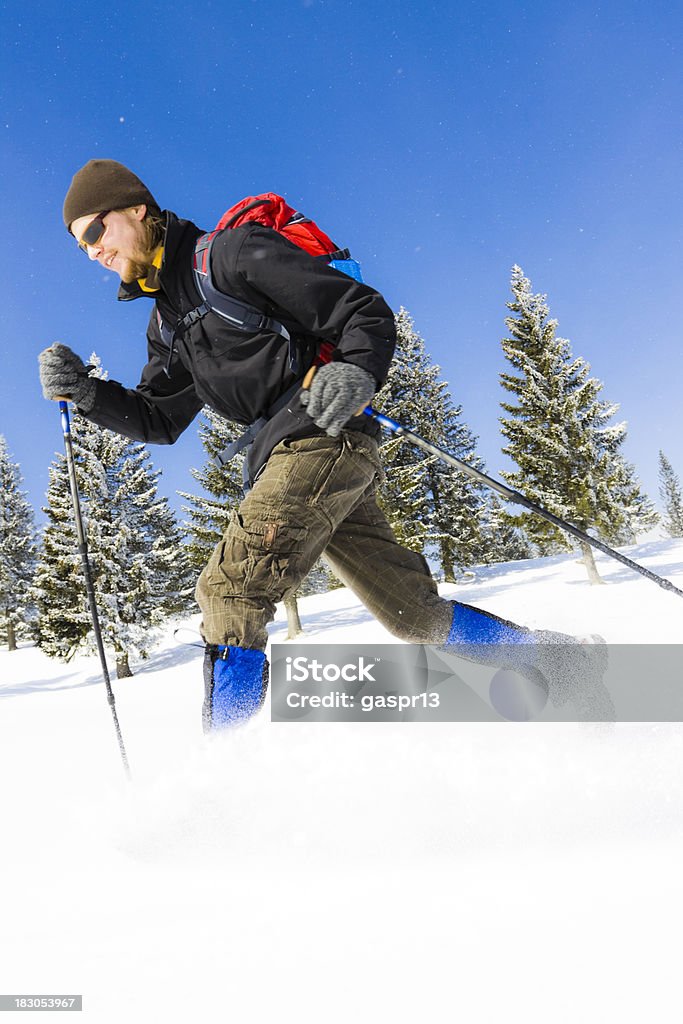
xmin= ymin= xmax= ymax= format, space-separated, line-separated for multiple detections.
xmin=0 ymin=437 xmax=37 ymax=650
xmin=33 ymin=435 xmax=93 ymax=658
xmin=376 ymin=308 xmax=490 ymax=574
xmin=500 ymin=266 xmax=657 ymax=582
xmin=94 ymin=430 xmax=195 ymax=675
xmin=297 ymin=559 xmax=343 ymax=595
xmin=180 ymin=407 xmax=246 ymax=572
xmin=375 ymin=308 xmax=436 ymax=553
xmin=424 ymin=391 xmax=490 ymax=578
xmin=605 ymin=458 xmax=659 ymax=544
xmin=33 ymin=359 xmax=194 ymax=673
xmin=658 ymin=451 xmax=683 ymax=538
xmin=479 ymin=496 xmax=533 ymax=565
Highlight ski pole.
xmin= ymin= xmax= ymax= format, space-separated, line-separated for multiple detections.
xmin=364 ymin=406 xmax=683 ymax=601
xmin=58 ymin=401 xmax=132 ymax=778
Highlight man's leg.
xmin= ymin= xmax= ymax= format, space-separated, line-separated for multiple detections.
xmin=323 ymin=488 xmax=455 ymax=643
xmin=324 ymin=487 xmax=610 ymax=717
xmin=195 ymin=432 xmax=381 ymax=729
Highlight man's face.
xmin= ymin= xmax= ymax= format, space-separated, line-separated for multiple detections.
xmin=70 ymin=206 xmax=154 ymax=284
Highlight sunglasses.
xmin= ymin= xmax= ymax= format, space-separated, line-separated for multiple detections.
xmin=77 ymin=211 xmax=111 ymax=252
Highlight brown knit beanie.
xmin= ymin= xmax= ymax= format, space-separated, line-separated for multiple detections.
xmin=63 ymin=159 xmax=160 ymax=232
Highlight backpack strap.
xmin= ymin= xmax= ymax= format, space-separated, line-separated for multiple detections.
xmin=192 ymin=232 xmax=302 ymax=373
xmin=156 ymin=230 xmax=305 ymax=377
xmin=214 ymin=377 xmax=308 ymax=490
xmin=221 ymin=197 xmax=273 ymax=228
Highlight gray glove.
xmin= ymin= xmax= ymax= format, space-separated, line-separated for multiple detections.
xmin=300 ymin=362 xmax=376 ymax=437
xmin=39 ymin=343 xmax=97 ymax=413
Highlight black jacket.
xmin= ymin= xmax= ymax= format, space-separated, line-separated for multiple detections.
xmin=83 ymin=211 xmax=397 ymax=482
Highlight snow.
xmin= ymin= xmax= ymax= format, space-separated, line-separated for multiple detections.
xmin=1 ymin=540 xmax=683 ymax=1022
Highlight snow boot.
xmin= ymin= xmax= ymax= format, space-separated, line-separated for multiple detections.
xmin=203 ymin=645 xmax=269 ymax=731
xmin=446 ymin=602 xmax=536 ymax=646
xmin=445 ymin=602 xmax=613 ymax=719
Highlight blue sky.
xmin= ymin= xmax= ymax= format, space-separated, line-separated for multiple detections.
xmin=2 ymin=0 xmax=682 ymax=524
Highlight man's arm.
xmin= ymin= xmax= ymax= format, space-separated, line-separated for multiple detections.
xmin=70 ymin=311 xmax=204 ymax=445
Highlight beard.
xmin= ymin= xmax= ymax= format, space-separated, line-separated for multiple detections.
xmin=119 ymin=253 xmax=156 ymax=284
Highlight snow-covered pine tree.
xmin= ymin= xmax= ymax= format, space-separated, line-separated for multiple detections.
xmin=297 ymin=559 xmax=343 ymax=595
xmin=99 ymin=430 xmax=195 ymax=675
xmin=603 ymin=458 xmax=659 ymax=544
xmin=375 ymin=308 xmax=437 ymax=554
xmin=658 ymin=451 xmax=683 ymax=538
xmin=33 ymin=358 xmax=194 ymax=675
xmin=500 ymin=266 xmax=656 ymax=583
xmin=33 ymin=429 xmax=97 ymax=658
xmin=478 ymin=495 xmax=533 ymax=565
xmin=0 ymin=437 xmax=37 ymax=650
xmin=424 ymin=391 xmax=490 ymax=579
xmin=376 ymin=307 xmax=490 ymax=574
xmin=179 ymin=407 xmax=245 ymax=571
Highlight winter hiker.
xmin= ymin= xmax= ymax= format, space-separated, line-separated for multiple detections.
xmin=39 ymin=159 xmax=609 ymax=728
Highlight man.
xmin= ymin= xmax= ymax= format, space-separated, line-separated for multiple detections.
xmin=40 ymin=160 xmax=607 ymax=728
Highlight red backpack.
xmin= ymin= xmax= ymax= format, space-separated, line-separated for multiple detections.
xmin=201 ymin=192 xmax=343 ymax=259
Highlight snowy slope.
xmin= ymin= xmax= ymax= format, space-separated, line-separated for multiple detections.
xmin=1 ymin=540 xmax=683 ymax=1023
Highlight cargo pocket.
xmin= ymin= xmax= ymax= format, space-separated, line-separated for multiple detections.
xmin=206 ymin=513 xmax=310 ymax=598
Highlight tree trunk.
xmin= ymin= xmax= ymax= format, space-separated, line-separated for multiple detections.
xmin=284 ymin=590 xmax=303 ymax=640
xmin=115 ymin=652 xmax=134 ymax=678
xmin=439 ymin=541 xmax=456 ymax=583
xmin=579 ymin=540 xmax=605 ymax=585
xmin=6 ymin=611 xmax=16 ymax=652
